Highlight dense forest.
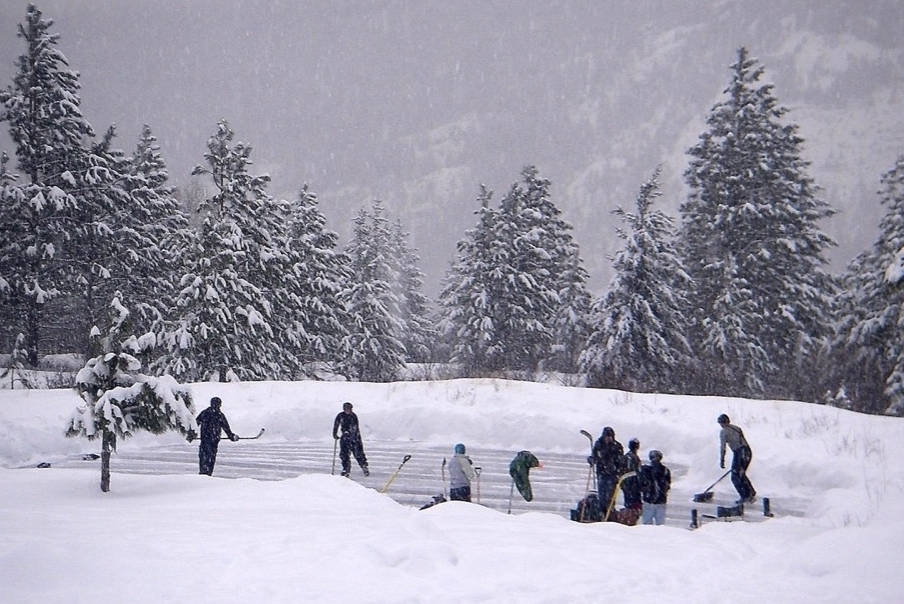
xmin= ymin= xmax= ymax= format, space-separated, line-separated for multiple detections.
xmin=1 ymin=5 xmax=902 ymax=416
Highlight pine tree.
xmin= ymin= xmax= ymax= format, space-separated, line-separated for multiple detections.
xmin=680 ymin=47 xmax=835 ymax=400
xmin=389 ymin=219 xmax=436 ymax=363
xmin=490 ymin=170 xmax=558 ymax=370
xmin=66 ymin=292 xmax=195 ymax=492
xmin=546 ymin=249 xmax=593 ymax=374
xmin=341 ymin=201 xmax=406 ymax=382
xmin=160 ymin=121 xmax=290 ymax=381
xmin=837 ymin=156 xmax=904 ymax=415
xmin=284 ymin=185 xmax=352 ymax=374
xmin=438 ymin=186 xmax=501 ymax=374
xmin=123 ymin=124 xmax=192 ymax=342
xmin=440 ymin=168 xmax=588 ymax=375
xmin=581 ymin=168 xmax=693 ymax=392
xmin=0 ymin=5 xmax=90 ymax=364
xmin=66 ymin=126 xmax=138 ymax=344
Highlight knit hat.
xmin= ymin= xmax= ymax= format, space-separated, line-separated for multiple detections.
xmin=454 ymin=443 xmax=466 ymax=454
xmin=649 ymin=450 xmax=663 ymax=462
xmin=210 ymin=397 xmax=222 ymax=408
xmin=602 ymin=426 xmax=615 ymax=438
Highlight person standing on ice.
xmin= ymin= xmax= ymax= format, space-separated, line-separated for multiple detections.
xmin=640 ymin=449 xmax=670 ymax=525
xmin=588 ymin=426 xmax=625 ymax=511
xmin=448 ymin=443 xmax=477 ymax=502
xmin=718 ymin=413 xmax=756 ymax=504
xmin=333 ymin=402 xmax=369 ymax=477
xmin=620 ymin=437 xmax=643 ymax=518
xmin=195 ymin=396 xmax=238 ymax=476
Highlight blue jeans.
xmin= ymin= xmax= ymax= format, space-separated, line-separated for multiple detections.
xmin=642 ymin=503 xmax=666 ymax=525
xmin=731 ymin=446 xmax=755 ymax=500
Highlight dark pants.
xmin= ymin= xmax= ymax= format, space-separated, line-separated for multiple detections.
xmin=340 ymin=436 xmax=368 ymax=475
xmin=730 ymin=445 xmax=755 ymax=500
xmin=199 ymin=439 xmax=219 ymax=475
xmin=597 ymin=474 xmax=618 ymax=513
xmin=621 ymin=476 xmax=642 ymax=508
xmin=450 ymin=486 xmax=471 ymax=502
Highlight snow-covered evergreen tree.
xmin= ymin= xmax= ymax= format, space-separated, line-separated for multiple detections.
xmin=546 ymin=248 xmax=593 ymax=374
xmin=836 ymin=156 xmax=904 ymax=415
xmin=492 ymin=168 xmax=559 ymax=370
xmin=438 ymin=186 xmax=500 ymax=374
xmin=0 ymin=5 xmax=88 ymax=364
xmin=341 ymin=201 xmax=406 ymax=382
xmin=440 ymin=168 xmax=588 ymax=375
xmin=389 ymin=219 xmax=437 ymax=363
xmin=122 ymin=124 xmax=192 ymax=342
xmin=581 ymin=168 xmax=693 ymax=393
xmin=284 ymin=185 xmax=352 ymax=374
xmin=65 ymin=126 xmax=139 ymax=343
xmin=67 ymin=292 xmax=195 ymax=492
xmin=160 ymin=121 xmax=291 ymax=381
xmin=680 ymin=47 xmax=835 ymax=400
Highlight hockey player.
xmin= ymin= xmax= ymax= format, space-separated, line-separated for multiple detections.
xmin=332 ymin=402 xmax=369 ymax=477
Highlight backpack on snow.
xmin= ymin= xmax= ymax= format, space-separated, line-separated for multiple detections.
xmin=570 ymin=493 xmax=602 ymax=522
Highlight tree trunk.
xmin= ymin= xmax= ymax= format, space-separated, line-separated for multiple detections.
xmin=100 ymin=429 xmax=113 ymax=492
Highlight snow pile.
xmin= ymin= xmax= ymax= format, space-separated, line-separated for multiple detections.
xmin=1 ymin=378 xmax=902 ymax=602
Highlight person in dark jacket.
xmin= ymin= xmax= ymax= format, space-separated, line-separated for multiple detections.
xmin=620 ymin=437 xmax=643 ymax=513
xmin=588 ymin=426 xmax=625 ymax=513
xmin=640 ymin=449 xmax=671 ymax=525
xmin=718 ymin=413 xmax=756 ymax=503
xmin=332 ymin=402 xmax=369 ymax=477
xmin=195 ymin=396 xmax=237 ymax=476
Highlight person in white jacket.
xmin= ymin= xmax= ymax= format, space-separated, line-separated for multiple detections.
xmin=448 ymin=443 xmax=477 ymax=502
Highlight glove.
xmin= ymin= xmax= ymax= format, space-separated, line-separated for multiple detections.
xmin=229 ymin=434 xmax=239 ymax=442
xmin=333 ymin=434 xmax=339 ymax=440
xmin=720 ymin=459 xmax=725 ymax=469
xmin=587 ymin=456 xmax=594 ymax=466
xmin=186 ymin=430 xmax=196 ymax=443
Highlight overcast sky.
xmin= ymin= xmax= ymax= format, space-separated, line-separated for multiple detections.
xmin=2 ymin=1 xmax=902 ymax=295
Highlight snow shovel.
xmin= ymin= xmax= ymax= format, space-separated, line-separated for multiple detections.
xmin=693 ymin=469 xmax=731 ymax=502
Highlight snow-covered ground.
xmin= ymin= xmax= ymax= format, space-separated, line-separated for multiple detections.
xmin=1 ymin=378 xmax=902 ymax=603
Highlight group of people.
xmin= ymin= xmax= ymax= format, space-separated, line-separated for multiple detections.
xmin=191 ymin=397 xmax=756 ymax=526
xmin=587 ymin=427 xmax=671 ymax=525
xmin=586 ymin=413 xmax=756 ymax=525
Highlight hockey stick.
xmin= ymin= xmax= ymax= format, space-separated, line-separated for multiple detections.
xmin=475 ymin=466 xmax=482 ymax=504
xmin=507 ymin=479 xmax=515 ymax=514
xmin=220 ymin=428 xmax=265 ymax=440
xmin=579 ymin=429 xmax=594 ymax=522
xmin=380 ymin=454 xmax=412 ymax=493
xmin=331 ymin=437 xmax=338 ymax=475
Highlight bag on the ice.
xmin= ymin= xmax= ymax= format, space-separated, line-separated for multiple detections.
xmin=571 ymin=493 xmax=602 ymax=522
xmin=419 ymin=494 xmax=447 ymax=510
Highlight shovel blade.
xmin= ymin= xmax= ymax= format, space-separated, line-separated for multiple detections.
xmin=693 ymin=491 xmax=714 ymax=503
